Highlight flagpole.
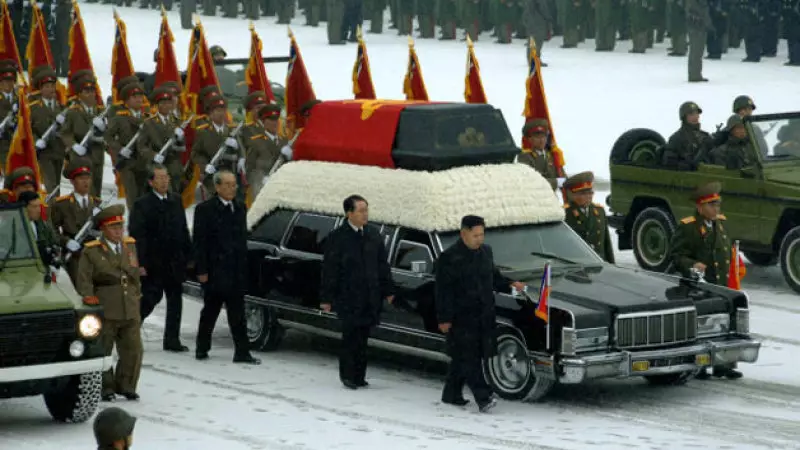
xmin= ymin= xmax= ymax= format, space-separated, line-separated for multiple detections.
xmin=545 ymin=261 xmax=551 ymax=352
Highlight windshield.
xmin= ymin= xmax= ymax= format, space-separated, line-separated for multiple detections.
xmin=438 ymin=222 xmax=604 ymax=272
xmin=751 ymin=117 xmax=800 ymax=161
xmin=0 ymin=208 xmax=35 ymax=262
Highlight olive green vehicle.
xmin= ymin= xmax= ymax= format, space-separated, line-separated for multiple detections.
xmin=212 ymin=55 xmax=287 ymax=123
xmin=0 ymin=203 xmax=111 ymax=423
xmin=607 ymin=112 xmax=800 ymax=293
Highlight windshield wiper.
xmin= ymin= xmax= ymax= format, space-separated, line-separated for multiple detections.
xmin=529 ymin=251 xmax=578 ymax=266
xmin=0 ymin=218 xmax=17 ymax=273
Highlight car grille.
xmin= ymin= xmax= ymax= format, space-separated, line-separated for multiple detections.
xmin=0 ymin=310 xmax=75 ymax=368
xmin=615 ymin=307 xmax=697 ymax=349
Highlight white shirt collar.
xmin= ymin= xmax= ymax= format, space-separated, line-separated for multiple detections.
xmin=154 ymin=191 xmax=168 ymax=201
xmin=104 ymin=238 xmax=121 ymax=253
xmin=158 ymin=113 xmax=169 ymax=123
xmin=213 ymin=123 xmax=226 ymax=133
xmin=265 ymin=130 xmax=277 ymax=142
xmin=348 ymin=220 xmax=362 ymax=233
xmin=74 ymin=192 xmax=88 ymax=206
xmin=30 ymin=221 xmax=38 ymax=239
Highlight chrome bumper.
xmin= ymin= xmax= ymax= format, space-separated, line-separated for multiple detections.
xmin=558 ymin=337 xmax=761 ymax=384
xmin=0 ymin=356 xmax=114 ymax=383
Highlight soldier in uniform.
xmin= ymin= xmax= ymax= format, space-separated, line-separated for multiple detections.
xmin=106 ymin=75 xmax=141 ymax=120
xmin=327 ymin=0 xmax=346 ymax=44
xmin=560 ymin=0 xmax=583 ymax=47
xmin=784 ymin=0 xmax=800 ymax=66
xmin=730 ymin=95 xmax=768 ymax=156
xmin=0 ymin=60 xmax=19 ymax=176
xmin=60 ymin=70 xmax=107 ymax=198
xmin=240 ymin=91 xmax=269 ymax=143
xmin=53 ymin=0 xmax=72 ymax=76
xmin=667 ymin=0 xmax=688 ymax=56
xmin=669 ymin=182 xmax=743 ymax=380
xmin=593 ymin=0 xmax=616 ymax=51
xmin=93 ymin=407 xmax=137 ymax=450
xmin=662 ymin=101 xmax=713 ymax=170
xmin=0 ymin=167 xmax=38 ymax=204
xmin=181 ymin=0 xmax=196 ymax=28
xmin=629 ymin=0 xmax=653 ymax=53
xmin=437 ymin=0 xmax=458 ymax=39
xmin=562 ymin=172 xmax=615 ymax=263
xmin=29 ymin=66 xmax=67 ymax=191
xmin=245 ymin=104 xmax=286 ymax=198
xmin=192 ymin=95 xmax=241 ymax=196
xmin=50 ymin=157 xmax=100 ymax=286
xmin=105 ymin=81 xmax=148 ymax=209
xmin=686 ymin=0 xmax=712 ymax=81
xmin=366 ymin=0 xmax=386 ymax=33
xmin=741 ymin=0 xmax=762 ymax=62
xmin=159 ymin=81 xmax=184 ymax=119
xmin=77 ymin=204 xmax=144 ymax=401
xmin=704 ymin=115 xmax=754 ymax=169
xmin=140 ymin=87 xmax=187 ymax=194
xmin=17 ymin=191 xmax=60 ymax=267
xmin=277 ymin=0 xmax=295 ymax=23
xmin=517 ymin=119 xmax=564 ymax=189
xmin=706 ymin=0 xmax=729 ymax=59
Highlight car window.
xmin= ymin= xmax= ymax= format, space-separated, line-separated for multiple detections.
xmin=394 ymin=240 xmax=434 ymax=272
xmin=285 ymin=213 xmax=338 ymax=254
xmin=0 ymin=209 xmax=35 ymax=262
xmin=752 ymin=116 xmax=800 ymax=160
xmin=249 ymin=209 xmax=295 ymax=245
xmin=366 ymin=223 xmax=397 ymax=253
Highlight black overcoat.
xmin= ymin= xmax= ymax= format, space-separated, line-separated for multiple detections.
xmin=192 ymin=196 xmax=248 ymax=295
xmin=129 ymin=191 xmax=192 ymax=281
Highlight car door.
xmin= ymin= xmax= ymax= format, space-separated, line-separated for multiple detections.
xmin=247 ymin=209 xmax=296 ymax=299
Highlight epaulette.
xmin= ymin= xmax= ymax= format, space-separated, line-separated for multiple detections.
xmin=29 ymin=99 xmax=42 ymax=106
xmin=196 ymin=123 xmax=210 ymax=130
xmin=717 ymin=214 xmax=727 ymax=220
xmin=680 ymin=216 xmax=696 ymax=224
xmin=55 ymin=194 xmax=72 ymax=202
xmin=250 ymin=134 xmax=265 ymax=140
xmin=116 ymin=110 xmax=130 ymax=116
xmin=123 ymin=236 xmax=136 ymax=244
xmin=144 ymin=115 xmax=156 ymax=121
xmin=84 ymin=240 xmax=102 ymax=248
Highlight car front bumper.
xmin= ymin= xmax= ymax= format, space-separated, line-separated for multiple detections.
xmin=0 ymin=356 xmax=114 ymax=383
xmin=557 ymin=337 xmax=761 ymax=384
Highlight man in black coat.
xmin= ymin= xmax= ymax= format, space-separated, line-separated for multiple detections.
xmin=436 ymin=215 xmax=526 ymax=413
xmin=192 ymin=170 xmax=260 ymax=365
xmin=129 ymin=164 xmax=192 ymax=352
xmin=321 ymin=194 xmax=394 ymax=389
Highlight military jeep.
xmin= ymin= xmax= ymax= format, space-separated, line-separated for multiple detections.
xmin=0 ymin=203 xmax=111 ymax=423
xmin=211 ymin=55 xmax=287 ymax=123
xmin=607 ymin=112 xmax=800 ymax=293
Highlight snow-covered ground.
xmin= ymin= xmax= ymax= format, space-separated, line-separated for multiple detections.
xmin=3 ymin=3 xmax=800 ymax=449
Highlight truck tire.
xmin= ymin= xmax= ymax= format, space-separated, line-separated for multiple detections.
xmin=44 ymin=372 xmax=102 ymax=423
xmin=245 ymin=302 xmax=284 ymax=351
xmin=482 ymin=328 xmax=554 ymax=402
xmin=610 ymin=128 xmax=666 ymax=165
xmin=779 ymin=226 xmax=800 ymax=294
xmin=632 ymin=207 xmax=676 ymax=272
xmin=744 ymin=251 xmax=777 ymax=267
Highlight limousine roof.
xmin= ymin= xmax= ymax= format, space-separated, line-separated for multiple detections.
xmin=246 ymin=160 xmax=564 ymax=233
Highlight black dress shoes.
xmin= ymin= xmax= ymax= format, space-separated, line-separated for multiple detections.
xmin=195 ymin=351 xmax=209 ymax=360
xmin=442 ymin=398 xmax=470 ymax=407
xmin=233 ymin=354 xmax=261 ymax=365
xmin=164 ymin=342 xmax=189 ymax=352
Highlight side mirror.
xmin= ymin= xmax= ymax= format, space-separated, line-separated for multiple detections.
xmin=410 ymin=260 xmax=428 ymax=274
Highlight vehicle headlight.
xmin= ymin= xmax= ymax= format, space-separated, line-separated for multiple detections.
xmin=575 ymin=327 xmax=610 ymax=352
xmin=735 ymin=308 xmax=749 ymax=334
xmin=561 ymin=327 xmax=577 ymax=356
xmin=78 ymin=314 xmax=102 ymax=339
xmin=697 ymin=313 xmax=730 ymax=337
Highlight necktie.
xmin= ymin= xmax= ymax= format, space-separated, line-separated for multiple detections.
xmin=117 ymin=244 xmax=121 ymax=255
xmin=82 ymin=198 xmax=87 ymax=209
xmin=358 ymin=228 xmax=363 ymax=237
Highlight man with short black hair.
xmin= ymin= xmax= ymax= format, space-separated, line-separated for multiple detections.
xmin=436 ymin=214 xmax=526 ymax=413
xmin=321 ymin=194 xmax=394 ymax=389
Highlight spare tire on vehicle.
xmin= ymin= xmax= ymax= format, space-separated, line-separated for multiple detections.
xmin=610 ymin=128 xmax=666 ymax=166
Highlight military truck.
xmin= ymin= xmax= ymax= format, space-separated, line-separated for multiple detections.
xmin=606 ymin=112 xmax=800 ymax=293
xmin=0 ymin=203 xmax=111 ymax=422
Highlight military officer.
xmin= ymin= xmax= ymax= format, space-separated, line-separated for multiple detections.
xmin=669 ymin=182 xmax=743 ymax=380
xmin=563 ymin=172 xmax=615 ymax=263
xmin=594 ymin=0 xmax=617 ymax=51
xmin=192 ymin=95 xmax=242 ymax=196
xmin=29 ymin=66 xmax=67 ymax=191
xmin=93 ymin=407 xmax=137 ymax=450
xmin=417 ymin=0 xmax=436 ymax=39
xmin=277 ymin=0 xmax=295 ymax=23
xmin=50 ymin=157 xmax=100 ymax=286
xmin=53 ymin=0 xmax=72 ymax=76
xmin=245 ymin=104 xmax=286 ymax=198
xmin=784 ymin=0 xmax=800 ymax=66
xmin=662 ymin=101 xmax=713 ymax=170
xmin=0 ymin=60 xmax=19 ymax=175
xmin=706 ymin=0 xmax=729 ymax=59
xmin=366 ymin=0 xmax=386 ymax=33
xmin=158 ymin=81 xmax=184 ymax=119
xmin=686 ymin=0 xmax=712 ymax=81
xmin=517 ymin=119 xmax=564 ymax=190
xmin=17 ymin=191 xmax=60 ymax=268
xmin=240 ymin=91 xmax=268 ymax=143
xmin=437 ymin=0 xmax=458 ymax=39
xmin=107 ymin=75 xmax=141 ymax=120
xmin=77 ymin=204 xmax=144 ymax=401
xmin=0 ymin=167 xmax=38 ymax=204
xmin=106 ymin=81 xmax=148 ymax=209
xmin=327 ymin=0 xmax=346 ymax=44
xmin=629 ymin=0 xmax=653 ymax=53
xmin=140 ymin=87 xmax=187 ymax=194
xmin=180 ymin=0 xmax=196 ymax=28
xmin=60 ymin=70 xmax=106 ymax=198
xmin=667 ymin=0 xmax=688 ymax=56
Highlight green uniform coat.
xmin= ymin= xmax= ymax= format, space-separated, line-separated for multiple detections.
xmin=564 ymin=202 xmax=615 ymax=263
xmin=50 ymin=192 xmax=102 ymax=285
xmin=29 ymin=95 xmax=66 ymax=191
xmin=670 ymin=213 xmax=731 ymax=286
xmin=105 ymin=107 xmax=147 ymax=209
xmin=60 ymin=103 xmax=107 ymax=198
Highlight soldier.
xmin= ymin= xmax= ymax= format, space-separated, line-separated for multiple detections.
xmin=562 ymin=172 xmax=615 ymax=263
xmin=159 ymin=81 xmax=184 ymax=119
xmin=17 ymin=191 xmax=60 ymax=267
xmin=417 ymin=0 xmax=436 ymax=38
xmin=493 ymin=0 xmax=516 ymax=43
xmin=77 ymin=204 xmax=144 ymax=401
xmin=276 ymin=0 xmax=295 ymax=23
xmin=181 ymin=0 xmax=196 ymax=28
xmin=107 ymin=75 xmax=141 ymax=120
xmin=761 ymin=0 xmax=781 ymax=57
xmin=50 ymin=157 xmax=100 ymax=285
xmin=437 ymin=0 xmax=458 ymax=39
xmin=202 ymin=0 xmax=217 ymax=16
xmin=53 ymin=0 xmax=72 ymax=76
xmin=327 ymin=0 xmax=346 ymax=44
xmin=517 ymin=119 xmax=564 ymax=189
xmin=30 ymin=66 xmax=67 ymax=191
xmin=667 ymin=0 xmax=688 ymax=56
xmin=0 ymin=167 xmax=38 ymax=204
xmin=686 ymin=0 xmax=711 ymax=81
xmin=703 ymin=115 xmax=753 ymax=169
xmin=343 ymin=0 xmax=364 ymax=41
xmin=61 ymin=71 xmax=106 ymax=198
xmin=93 ymin=407 xmax=137 ymax=450
xmin=192 ymin=95 xmax=242 ymax=196
xmin=741 ymin=0 xmax=762 ymax=62
xmin=241 ymin=91 xmax=269 ymax=142
xmin=366 ymin=0 xmax=386 ymax=33
xmin=662 ymin=101 xmax=713 ymax=170
xmin=593 ymin=0 xmax=616 ymax=51
xmin=140 ymin=87 xmax=187 ymax=194
xmin=669 ymin=182 xmax=743 ymax=380
xmin=729 ymin=95 xmax=768 ymax=156
xmin=629 ymin=0 xmax=653 ymax=53
xmin=0 ymin=60 xmax=19 ymax=176
xmin=706 ymin=0 xmax=729 ymax=59
xmin=560 ymin=0 xmax=582 ymax=47
xmin=245 ymin=104 xmax=287 ymax=198
xmin=105 ymin=81 xmax=148 ymax=209
xmin=784 ymin=0 xmax=800 ymax=66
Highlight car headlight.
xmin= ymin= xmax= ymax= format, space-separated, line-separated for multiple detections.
xmin=575 ymin=327 xmax=609 ymax=352
xmin=697 ymin=313 xmax=730 ymax=337
xmin=78 ymin=314 xmax=102 ymax=339
xmin=561 ymin=327 xmax=577 ymax=356
xmin=735 ymin=308 xmax=750 ymax=334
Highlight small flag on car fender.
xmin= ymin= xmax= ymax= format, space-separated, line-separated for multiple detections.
xmin=536 ymin=262 xmax=550 ymax=323
xmin=727 ymin=240 xmax=746 ymax=290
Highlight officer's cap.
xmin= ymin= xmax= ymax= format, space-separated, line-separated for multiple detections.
xmin=150 ymin=85 xmax=174 ymax=104
xmin=522 ymin=119 xmax=549 ymax=136
xmin=244 ymin=91 xmax=268 ymax=111
xmin=4 ymin=166 xmax=36 ymax=190
xmin=93 ymin=407 xmax=137 ymax=446
xmin=120 ymin=82 xmax=145 ymax=101
xmin=116 ymin=75 xmax=140 ymax=92
xmin=157 ymin=80 xmax=181 ymax=94
xmin=725 ymin=114 xmax=745 ymax=132
xmin=95 ymin=204 xmax=126 ymax=228
xmin=199 ymin=85 xmax=221 ymax=100
xmin=679 ymin=101 xmax=702 ymax=120
xmin=733 ymin=95 xmax=755 ymax=113
xmin=257 ymin=103 xmax=281 ymax=121
xmin=563 ymin=171 xmax=594 ymax=193
xmin=69 ymin=70 xmax=96 ymax=91
xmin=31 ymin=65 xmax=57 ymax=88
xmin=692 ymin=181 xmax=722 ymax=205
xmin=0 ymin=59 xmax=18 ymax=80
xmin=204 ymin=94 xmax=227 ymax=111
xmin=62 ymin=157 xmax=93 ymax=180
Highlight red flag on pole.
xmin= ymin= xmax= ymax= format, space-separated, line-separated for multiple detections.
xmin=5 ymin=86 xmax=41 ymax=185
xmin=244 ymin=23 xmax=275 ymax=101
xmin=523 ymin=39 xmax=564 ymax=175
xmin=154 ymin=7 xmax=183 ymax=92
xmin=68 ymin=1 xmax=104 ymax=106
xmin=463 ymin=36 xmax=487 ymax=104
xmin=403 ymin=38 xmax=428 ymax=101
xmin=0 ymin=0 xmax=24 ymax=85
xmin=284 ymin=28 xmax=316 ymax=137
xmin=727 ymin=241 xmax=746 ymax=290
xmin=25 ymin=4 xmax=67 ymax=104
xmin=352 ymin=26 xmax=376 ymax=100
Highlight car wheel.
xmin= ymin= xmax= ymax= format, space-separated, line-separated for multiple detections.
xmin=744 ymin=251 xmax=777 ymax=267
xmin=482 ymin=329 xmax=554 ymax=402
xmin=644 ymin=370 xmax=697 ymax=386
xmin=246 ymin=302 xmax=284 ymax=351
xmin=609 ymin=128 xmax=666 ymax=165
xmin=632 ymin=207 xmax=676 ymax=272
xmin=779 ymin=226 xmax=800 ymax=294
xmin=43 ymin=372 xmax=102 ymax=423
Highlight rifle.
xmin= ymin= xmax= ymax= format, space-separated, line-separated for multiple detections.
xmin=154 ymin=114 xmax=195 ymax=162
xmin=77 ymin=108 xmax=111 ymax=150
xmin=63 ymin=191 xmax=118 ymax=263
xmin=205 ymin=121 xmax=245 ymax=176
xmin=39 ymin=111 xmax=67 ymax=143
xmin=44 ymin=185 xmax=61 ymax=204
xmin=0 ymin=110 xmax=15 ymax=135
xmin=114 ymin=123 xmax=146 ymax=171
xmin=266 ymin=129 xmax=301 ymax=177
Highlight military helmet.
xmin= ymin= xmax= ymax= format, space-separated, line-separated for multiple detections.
xmin=209 ymin=45 xmax=227 ymax=59
xmin=679 ymin=101 xmax=702 ymax=120
xmin=93 ymin=407 xmax=137 ymax=446
xmin=725 ymin=114 xmax=745 ymax=132
xmin=732 ymin=95 xmax=755 ymax=113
